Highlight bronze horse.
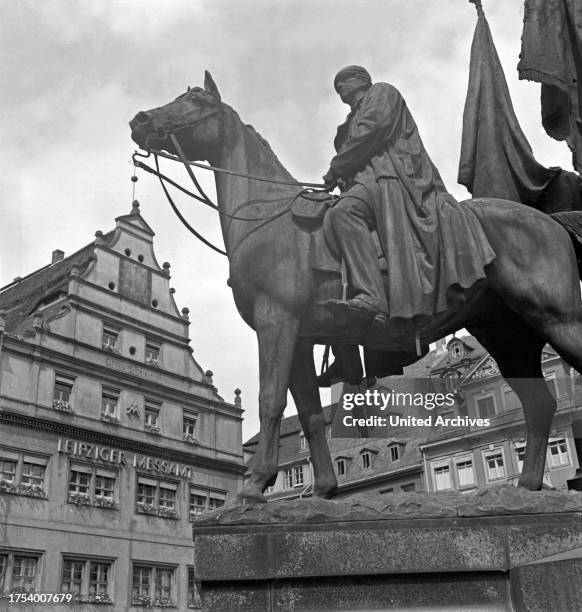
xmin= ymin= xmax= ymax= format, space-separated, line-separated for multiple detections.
xmin=131 ymin=72 xmax=582 ymax=502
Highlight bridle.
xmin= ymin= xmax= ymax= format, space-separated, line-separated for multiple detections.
xmin=133 ymin=109 xmax=330 ymax=257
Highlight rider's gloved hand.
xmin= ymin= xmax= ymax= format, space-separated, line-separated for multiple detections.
xmin=322 ymin=168 xmax=337 ymax=192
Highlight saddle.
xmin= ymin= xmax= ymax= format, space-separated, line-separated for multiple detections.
xmin=291 ymin=192 xmax=387 ymax=274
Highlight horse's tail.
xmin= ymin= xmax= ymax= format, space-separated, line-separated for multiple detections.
xmin=551 ymin=211 xmax=582 ymax=278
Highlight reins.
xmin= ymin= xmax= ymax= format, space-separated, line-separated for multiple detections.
xmin=132 ymin=130 xmax=331 ymax=257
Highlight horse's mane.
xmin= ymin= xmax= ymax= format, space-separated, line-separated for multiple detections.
xmin=225 ymin=105 xmax=296 ymax=182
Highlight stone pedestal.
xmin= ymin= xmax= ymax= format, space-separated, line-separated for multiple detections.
xmin=192 ymin=488 xmax=582 ymax=611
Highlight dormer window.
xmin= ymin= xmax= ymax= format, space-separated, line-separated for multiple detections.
xmin=361 ymin=451 xmax=372 ymax=469
xmin=449 ymin=341 xmax=464 ymax=362
xmin=299 ymin=433 xmax=307 ymax=451
xmin=389 ymin=444 xmax=402 ymax=462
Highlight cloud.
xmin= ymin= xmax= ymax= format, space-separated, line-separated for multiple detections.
xmin=0 ymin=0 xmax=575 ymax=441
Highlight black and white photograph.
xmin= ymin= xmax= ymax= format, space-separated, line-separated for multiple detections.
xmin=1 ymin=0 xmax=581 ymax=610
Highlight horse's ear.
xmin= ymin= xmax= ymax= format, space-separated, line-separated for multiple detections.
xmin=204 ymin=71 xmax=221 ymax=102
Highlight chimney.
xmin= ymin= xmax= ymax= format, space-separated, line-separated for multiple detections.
xmin=52 ymin=249 xmax=64 ymax=264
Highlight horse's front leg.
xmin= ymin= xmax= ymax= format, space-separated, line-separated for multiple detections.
xmin=237 ymin=294 xmax=299 ymax=504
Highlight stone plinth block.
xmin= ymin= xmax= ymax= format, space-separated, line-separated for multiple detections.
xmin=193 ymin=487 xmax=582 ymax=611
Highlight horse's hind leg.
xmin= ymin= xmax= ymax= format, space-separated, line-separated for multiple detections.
xmin=289 ymin=340 xmax=337 ymax=498
xmin=469 ymin=321 xmax=555 ymax=491
xmin=237 ymin=295 xmax=299 ymax=504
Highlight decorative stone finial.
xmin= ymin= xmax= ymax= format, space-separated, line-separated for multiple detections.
xmin=94 ymin=230 xmax=104 ymax=245
xmin=131 ymin=200 xmax=140 ymax=214
xmin=205 ymin=370 xmax=214 ymax=385
xmin=162 ymin=262 xmax=171 ymax=276
xmin=234 ymin=388 xmax=242 ymax=408
xmin=32 ymin=315 xmax=43 ymax=330
xmin=70 ymin=265 xmax=80 ymax=277
xmin=181 ymin=307 xmax=190 ymax=321
xmin=169 ymin=288 xmax=175 ymax=294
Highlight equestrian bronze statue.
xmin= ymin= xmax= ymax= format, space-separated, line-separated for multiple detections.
xmin=130 ymin=70 xmax=582 ymax=503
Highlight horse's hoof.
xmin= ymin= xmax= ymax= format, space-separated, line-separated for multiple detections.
xmin=516 ymin=475 xmax=542 ymax=491
xmin=313 ymin=482 xmax=338 ymax=499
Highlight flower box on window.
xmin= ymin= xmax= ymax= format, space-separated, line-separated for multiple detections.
xmin=145 ymin=357 xmax=160 ymax=368
xmin=102 ymin=344 xmax=120 ymax=354
xmin=53 ymin=399 xmax=72 ymax=412
xmin=144 ymin=423 xmax=160 ymax=434
xmin=183 ymin=433 xmax=198 ymax=444
xmin=136 ymin=501 xmax=158 ymax=516
xmin=157 ymin=506 xmax=179 ymax=519
xmin=132 ymin=594 xmax=152 ymax=606
xmin=0 ymin=478 xmax=17 ymax=494
xmin=100 ymin=413 xmax=120 ymax=425
xmin=154 ymin=598 xmax=177 ymax=608
xmin=68 ymin=492 xmax=91 ymax=506
xmin=93 ymin=496 xmax=118 ymax=509
xmin=18 ymin=483 xmax=47 ymax=498
xmin=87 ymin=592 xmax=113 ymax=604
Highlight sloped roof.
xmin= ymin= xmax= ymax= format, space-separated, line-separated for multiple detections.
xmin=0 ymin=232 xmax=114 ymax=333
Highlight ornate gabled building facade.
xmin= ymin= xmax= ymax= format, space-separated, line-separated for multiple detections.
xmin=422 ymin=338 xmax=582 ymax=493
xmin=244 ymin=336 xmax=582 ymax=502
xmin=0 ymin=201 xmax=245 ymax=609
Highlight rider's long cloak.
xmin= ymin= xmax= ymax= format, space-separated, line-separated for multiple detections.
xmin=330 ymin=82 xmax=496 ymax=320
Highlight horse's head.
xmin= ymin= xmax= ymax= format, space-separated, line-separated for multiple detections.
xmin=130 ymin=71 xmax=223 ymax=162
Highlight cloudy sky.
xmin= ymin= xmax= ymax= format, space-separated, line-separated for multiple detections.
xmin=0 ymin=0 xmax=573 ymax=441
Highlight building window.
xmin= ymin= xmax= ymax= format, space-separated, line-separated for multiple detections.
xmin=145 ymin=342 xmax=160 ymax=367
xmin=400 ymin=483 xmax=416 ymax=492
xmin=61 ymin=557 xmax=113 ymax=604
xmin=515 ymin=445 xmax=526 ymax=473
xmin=361 ymin=451 xmax=372 ymax=469
xmin=101 ymin=388 xmax=120 ymax=424
xmin=443 ymin=371 xmax=459 ymax=392
xmin=455 ymin=459 xmax=475 ymax=488
xmin=283 ymin=468 xmax=293 ymax=489
xmin=475 ymin=395 xmax=496 ymax=419
xmin=335 ymin=459 xmax=346 ymax=476
xmin=136 ymin=477 xmax=179 ymax=518
xmin=132 ymin=564 xmax=176 ymax=607
xmin=450 ymin=341 xmax=464 ymax=361
xmin=0 ymin=450 xmax=47 ymax=498
xmin=0 ymin=552 xmax=40 ymax=594
xmin=67 ymin=465 xmax=117 ymax=509
xmin=299 ymin=433 xmax=308 ymax=451
xmin=144 ymin=400 xmax=161 ymax=434
xmin=548 ymin=438 xmax=569 ymax=467
xmin=187 ymin=567 xmax=201 ymax=608
xmin=433 ymin=464 xmax=452 ymax=491
xmin=503 ymin=387 xmax=521 ymax=412
xmin=53 ymin=373 xmax=75 ymax=412
xmin=544 ymin=371 xmax=558 ymax=399
xmin=484 ymin=450 xmax=506 ymax=481
xmin=183 ymin=412 xmax=198 ymax=443
xmin=293 ymin=465 xmax=304 ymax=487
xmin=188 ymin=488 xmax=227 ymax=516
xmin=389 ymin=445 xmax=400 ymax=462
xmin=102 ymin=327 xmax=119 ymax=354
